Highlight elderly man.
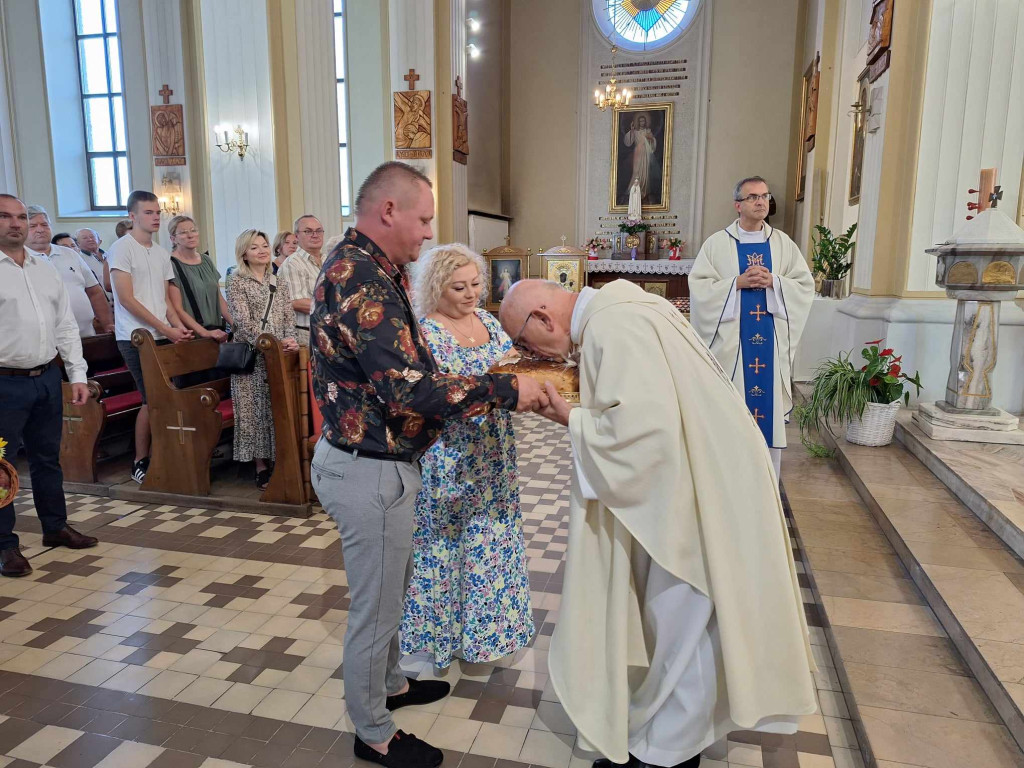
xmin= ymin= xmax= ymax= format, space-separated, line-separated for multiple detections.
xmin=0 ymin=195 xmax=99 ymax=577
xmin=689 ymin=177 xmax=815 ymax=478
xmin=499 ymin=278 xmax=816 ymax=768
xmin=278 ymin=213 xmax=326 ymax=345
xmin=26 ymin=207 xmax=113 ymax=337
xmin=310 ymin=161 xmax=547 ymax=768
xmin=74 ymin=227 xmax=111 ymax=299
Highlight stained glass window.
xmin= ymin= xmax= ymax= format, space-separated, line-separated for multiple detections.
xmin=73 ymin=0 xmax=130 ymax=210
xmin=593 ymin=0 xmax=700 ymax=52
xmin=333 ymin=0 xmax=351 ymax=217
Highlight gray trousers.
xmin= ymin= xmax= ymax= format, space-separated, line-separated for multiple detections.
xmin=311 ymin=438 xmax=422 ymax=743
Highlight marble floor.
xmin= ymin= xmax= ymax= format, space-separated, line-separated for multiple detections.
xmin=0 ymin=414 xmax=859 ymax=768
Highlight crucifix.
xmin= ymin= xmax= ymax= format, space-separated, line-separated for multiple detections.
xmin=748 ymin=357 xmax=766 ymax=375
xmin=63 ymin=413 xmax=83 ymax=435
xmin=166 ymin=411 xmax=197 ymax=445
xmin=749 ymin=304 xmax=767 ymax=321
xmin=560 ymin=235 xmax=567 ymax=248
xmin=504 ymin=235 xmax=511 ymax=246
xmin=403 ymin=69 xmax=420 ymax=91
xmin=158 ymin=84 xmax=174 ymax=105
xmin=455 ymin=75 xmax=464 ymax=99
xmin=752 ymin=408 xmax=765 ymax=422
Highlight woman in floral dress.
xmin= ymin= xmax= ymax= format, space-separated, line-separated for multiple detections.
xmin=401 ymin=244 xmax=534 ymax=668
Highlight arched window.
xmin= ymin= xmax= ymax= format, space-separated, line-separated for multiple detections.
xmin=72 ymin=0 xmax=130 ymax=209
xmin=592 ymin=1 xmax=702 ymax=52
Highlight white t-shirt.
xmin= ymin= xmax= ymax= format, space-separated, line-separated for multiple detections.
xmin=40 ymin=244 xmax=100 ymax=338
xmin=108 ymin=235 xmax=174 ymax=341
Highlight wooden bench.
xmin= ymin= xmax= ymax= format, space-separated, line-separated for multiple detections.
xmin=132 ymin=329 xmax=233 ymax=496
xmin=60 ymin=333 xmax=142 ymax=483
xmin=259 ymin=335 xmax=316 ymax=505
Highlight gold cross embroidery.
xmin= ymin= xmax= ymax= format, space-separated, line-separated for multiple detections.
xmin=752 ymin=408 xmax=765 ymax=422
xmin=749 ymin=304 xmax=767 ymax=321
xmin=749 ymin=357 xmax=766 ymax=375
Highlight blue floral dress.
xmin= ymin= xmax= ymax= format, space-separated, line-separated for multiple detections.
xmin=401 ymin=310 xmax=535 ymax=668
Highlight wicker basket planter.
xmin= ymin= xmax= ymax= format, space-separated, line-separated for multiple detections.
xmin=845 ymin=401 xmax=901 ymax=447
xmin=0 ymin=459 xmax=18 ymax=509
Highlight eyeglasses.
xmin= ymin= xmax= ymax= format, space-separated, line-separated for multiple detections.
xmin=512 ymin=306 xmax=544 ymax=352
xmin=736 ymin=193 xmax=772 ymax=203
xmin=300 ymin=228 xmax=325 ymax=237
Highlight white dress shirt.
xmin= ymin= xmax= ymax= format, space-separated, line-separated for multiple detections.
xmin=277 ymin=247 xmax=323 ymax=337
xmin=39 ymin=244 xmax=100 ymax=338
xmin=107 ymin=234 xmax=174 ymax=342
xmin=0 ymin=247 xmax=86 ymax=383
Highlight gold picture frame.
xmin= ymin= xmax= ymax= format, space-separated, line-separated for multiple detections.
xmin=543 ymin=255 xmax=585 ymax=293
xmin=484 ymin=253 xmax=526 ymax=311
xmin=609 ymin=102 xmax=673 ymax=213
xmin=794 ymin=63 xmax=813 ymax=202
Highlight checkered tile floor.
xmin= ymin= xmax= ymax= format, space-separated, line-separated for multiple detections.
xmin=0 ymin=414 xmax=860 ymax=768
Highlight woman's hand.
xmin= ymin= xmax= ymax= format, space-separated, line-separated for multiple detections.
xmin=209 ymin=329 xmax=229 ymax=343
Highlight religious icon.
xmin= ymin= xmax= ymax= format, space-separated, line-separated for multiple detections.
xmin=867 ymin=0 xmax=894 ymax=64
xmin=849 ymin=74 xmax=869 ymax=204
xmin=544 ymin=257 xmax=584 ymax=294
xmin=804 ymin=54 xmax=820 ymax=152
xmin=452 ymin=76 xmax=469 ymax=165
xmin=151 ymin=104 xmax=185 ymax=166
xmin=610 ymin=102 xmax=672 ymax=213
xmin=485 ymin=255 xmax=524 ymax=310
xmin=394 ymin=90 xmax=433 ymax=160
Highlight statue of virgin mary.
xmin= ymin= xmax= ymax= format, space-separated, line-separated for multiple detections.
xmin=627 ymin=177 xmax=642 ymax=222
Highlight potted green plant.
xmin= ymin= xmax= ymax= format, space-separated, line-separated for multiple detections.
xmin=799 ymin=339 xmax=923 ymax=453
xmin=811 ymin=223 xmax=856 ymax=299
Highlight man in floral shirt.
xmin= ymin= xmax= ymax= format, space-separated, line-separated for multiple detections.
xmin=310 ymin=161 xmax=547 ymax=768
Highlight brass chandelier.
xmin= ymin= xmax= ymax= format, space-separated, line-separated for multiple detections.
xmin=594 ymin=44 xmax=632 ymax=112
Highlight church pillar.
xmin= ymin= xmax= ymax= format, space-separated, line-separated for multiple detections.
xmin=0 ymin=8 xmax=17 ymax=193
xmin=434 ymin=0 xmax=469 ymax=245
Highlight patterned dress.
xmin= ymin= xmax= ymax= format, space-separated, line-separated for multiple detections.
xmin=401 ymin=310 xmax=535 ymax=668
xmin=225 ymin=271 xmax=297 ymax=463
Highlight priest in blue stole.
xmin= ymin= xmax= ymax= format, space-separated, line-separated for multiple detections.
xmin=690 ymin=177 xmax=815 ymax=477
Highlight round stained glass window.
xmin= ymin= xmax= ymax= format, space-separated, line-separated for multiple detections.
xmin=592 ymin=0 xmax=701 ymax=52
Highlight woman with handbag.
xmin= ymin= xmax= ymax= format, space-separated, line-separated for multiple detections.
xmin=225 ymin=229 xmax=299 ymax=490
xmin=166 ymin=215 xmax=233 ymax=340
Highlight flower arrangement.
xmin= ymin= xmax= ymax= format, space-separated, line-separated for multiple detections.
xmin=584 ymin=237 xmax=607 ymax=251
xmin=669 ymin=237 xmax=684 ymax=249
xmin=618 ymin=219 xmax=651 ymax=236
xmin=798 ymin=340 xmax=922 ymax=455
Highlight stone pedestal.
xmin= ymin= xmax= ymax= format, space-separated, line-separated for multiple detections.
xmin=913 ymin=402 xmax=1024 ymax=444
xmin=943 ymin=295 xmax=1001 ymax=411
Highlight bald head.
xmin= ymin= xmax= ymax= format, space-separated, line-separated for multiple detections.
xmin=498 ymin=280 xmax=576 ymax=360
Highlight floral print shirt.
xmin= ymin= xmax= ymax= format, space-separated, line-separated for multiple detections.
xmin=310 ymin=228 xmax=519 ymax=460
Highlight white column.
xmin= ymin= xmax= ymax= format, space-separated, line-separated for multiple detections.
xmin=200 ymin=0 xmax=278 ymax=274
xmin=450 ymin=0 xmax=468 ymax=244
xmin=295 ymin=0 xmax=342 ymax=231
xmin=0 ymin=7 xmax=17 ymax=193
xmin=850 ymin=75 xmax=888 ymax=292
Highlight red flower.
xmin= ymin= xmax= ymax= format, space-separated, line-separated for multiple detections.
xmin=338 ymin=408 xmax=367 ymax=444
xmin=861 ymin=366 xmax=867 ymax=372
xmin=889 ymin=364 xmax=901 ymax=376
xmin=864 ymin=339 xmax=884 ymax=346
xmin=869 ymin=377 xmax=880 ymax=386
xmin=357 ymin=300 xmax=385 ymax=329
xmin=892 ymin=356 xmax=902 ymax=363
xmin=881 ymin=348 xmax=894 ymax=357
xmin=401 ymin=414 xmax=424 ymax=438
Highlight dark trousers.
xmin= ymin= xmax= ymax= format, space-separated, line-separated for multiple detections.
xmin=0 ymin=366 xmax=68 ymax=549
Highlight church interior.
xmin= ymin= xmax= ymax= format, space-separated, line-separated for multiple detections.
xmin=1 ymin=0 xmax=1024 ymax=767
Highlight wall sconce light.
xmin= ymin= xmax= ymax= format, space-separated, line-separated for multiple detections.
xmin=213 ymin=124 xmax=249 ymax=160
xmin=467 ymin=43 xmax=480 ymax=59
xmin=159 ymin=195 xmax=181 ymax=216
xmin=467 ymin=17 xmax=481 ymax=32
xmin=159 ymin=173 xmax=182 ymax=216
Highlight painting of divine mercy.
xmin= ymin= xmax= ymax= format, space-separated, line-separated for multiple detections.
xmin=610 ymin=102 xmax=672 ymax=213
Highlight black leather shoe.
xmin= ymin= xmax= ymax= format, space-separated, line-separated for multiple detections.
xmin=354 ymin=730 xmax=443 ymax=768
xmin=42 ymin=525 xmax=98 ymax=549
xmin=386 ymin=678 xmax=451 ymax=711
xmin=593 ymin=756 xmax=699 ymax=768
xmin=0 ymin=547 xmax=32 ymax=577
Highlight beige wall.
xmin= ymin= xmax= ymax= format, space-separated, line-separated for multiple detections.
xmin=701 ymin=0 xmax=802 ymax=238
xmin=508 ymin=0 xmax=581 ymax=255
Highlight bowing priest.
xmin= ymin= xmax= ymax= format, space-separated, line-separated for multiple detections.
xmin=689 ymin=177 xmax=814 ymax=478
xmin=499 ymin=279 xmax=816 ymax=768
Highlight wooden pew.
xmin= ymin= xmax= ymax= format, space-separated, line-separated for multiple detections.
xmin=132 ymin=329 xmax=233 ymax=496
xmin=259 ymin=335 xmax=315 ymax=505
xmin=60 ymin=333 xmax=142 ymax=483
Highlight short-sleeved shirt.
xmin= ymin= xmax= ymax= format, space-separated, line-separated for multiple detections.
xmin=277 ymin=248 xmax=323 ymax=329
xmin=171 ymin=252 xmax=224 ymax=329
xmin=40 ymin=245 xmax=100 ymax=338
xmin=107 ymin=235 xmax=174 ymax=342
xmin=79 ymin=250 xmax=111 ymax=300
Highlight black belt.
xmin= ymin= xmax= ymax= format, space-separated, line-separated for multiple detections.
xmin=332 ymin=442 xmax=424 ymax=464
xmin=0 ymin=359 xmax=55 ymax=377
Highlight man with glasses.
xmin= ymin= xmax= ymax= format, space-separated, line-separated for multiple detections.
xmin=278 ymin=214 xmax=327 ymax=345
xmin=689 ymin=176 xmax=814 ymax=478
xmin=498 ymin=278 xmax=816 ymax=768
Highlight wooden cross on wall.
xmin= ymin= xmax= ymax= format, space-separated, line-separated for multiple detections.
xmin=158 ymin=84 xmax=173 ymax=105
xmin=404 ymin=69 xmax=420 ymax=91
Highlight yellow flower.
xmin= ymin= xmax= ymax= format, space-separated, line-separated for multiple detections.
xmin=0 ymin=437 xmax=7 ymax=461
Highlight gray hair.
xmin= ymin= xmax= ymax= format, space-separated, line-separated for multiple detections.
xmin=26 ymin=204 xmax=49 ymax=222
xmin=733 ymin=176 xmax=768 ymax=201
xmin=411 ymin=243 xmax=487 ymax=318
xmin=73 ymin=227 xmax=99 ymax=240
xmin=293 ymin=214 xmax=320 ymax=234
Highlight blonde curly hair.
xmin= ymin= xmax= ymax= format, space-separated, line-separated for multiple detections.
xmin=411 ymin=243 xmax=487 ymax=318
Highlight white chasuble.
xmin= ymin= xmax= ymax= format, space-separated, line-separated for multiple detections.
xmin=689 ymin=221 xmax=815 ymax=450
xmin=552 ymin=280 xmax=817 ymax=765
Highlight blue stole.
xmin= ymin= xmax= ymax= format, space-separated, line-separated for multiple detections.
xmin=736 ymin=241 xmax=775 ymax=446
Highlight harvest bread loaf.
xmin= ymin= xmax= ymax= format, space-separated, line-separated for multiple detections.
xmin=489 ymin=356 xmax=580 ymax=401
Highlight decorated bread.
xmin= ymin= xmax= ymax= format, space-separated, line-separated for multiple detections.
xmin=489 ymin=354 xmax=580 ymax=400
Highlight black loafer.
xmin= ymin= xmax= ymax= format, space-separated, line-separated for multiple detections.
xmin=354 ymin=730 xmax=443 ymax=768
xmin=593 ymin=756 xmax=700 ymax=768
xmin=386 ymin=678 xmax=451 ymax=711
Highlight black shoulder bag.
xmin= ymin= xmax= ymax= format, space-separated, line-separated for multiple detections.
xmin=217 ymin=284 xmax=276 ymax=374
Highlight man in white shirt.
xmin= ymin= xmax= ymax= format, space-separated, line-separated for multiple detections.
xmin=0 ymin=195 xmax=99 ymax=578
xmin=25 ymin=207 xmax=113 ymax=337
xmin=74 ymin=227 xmax=111 ymax=300
xmin=277 ymin=214 xmax=325 ymax=345
xmin=108 ymin=190 xmax=193 ymax=484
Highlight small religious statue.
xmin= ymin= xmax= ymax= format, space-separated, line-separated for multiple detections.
xmin=627 ymin=177 xmax=642 ymax=223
